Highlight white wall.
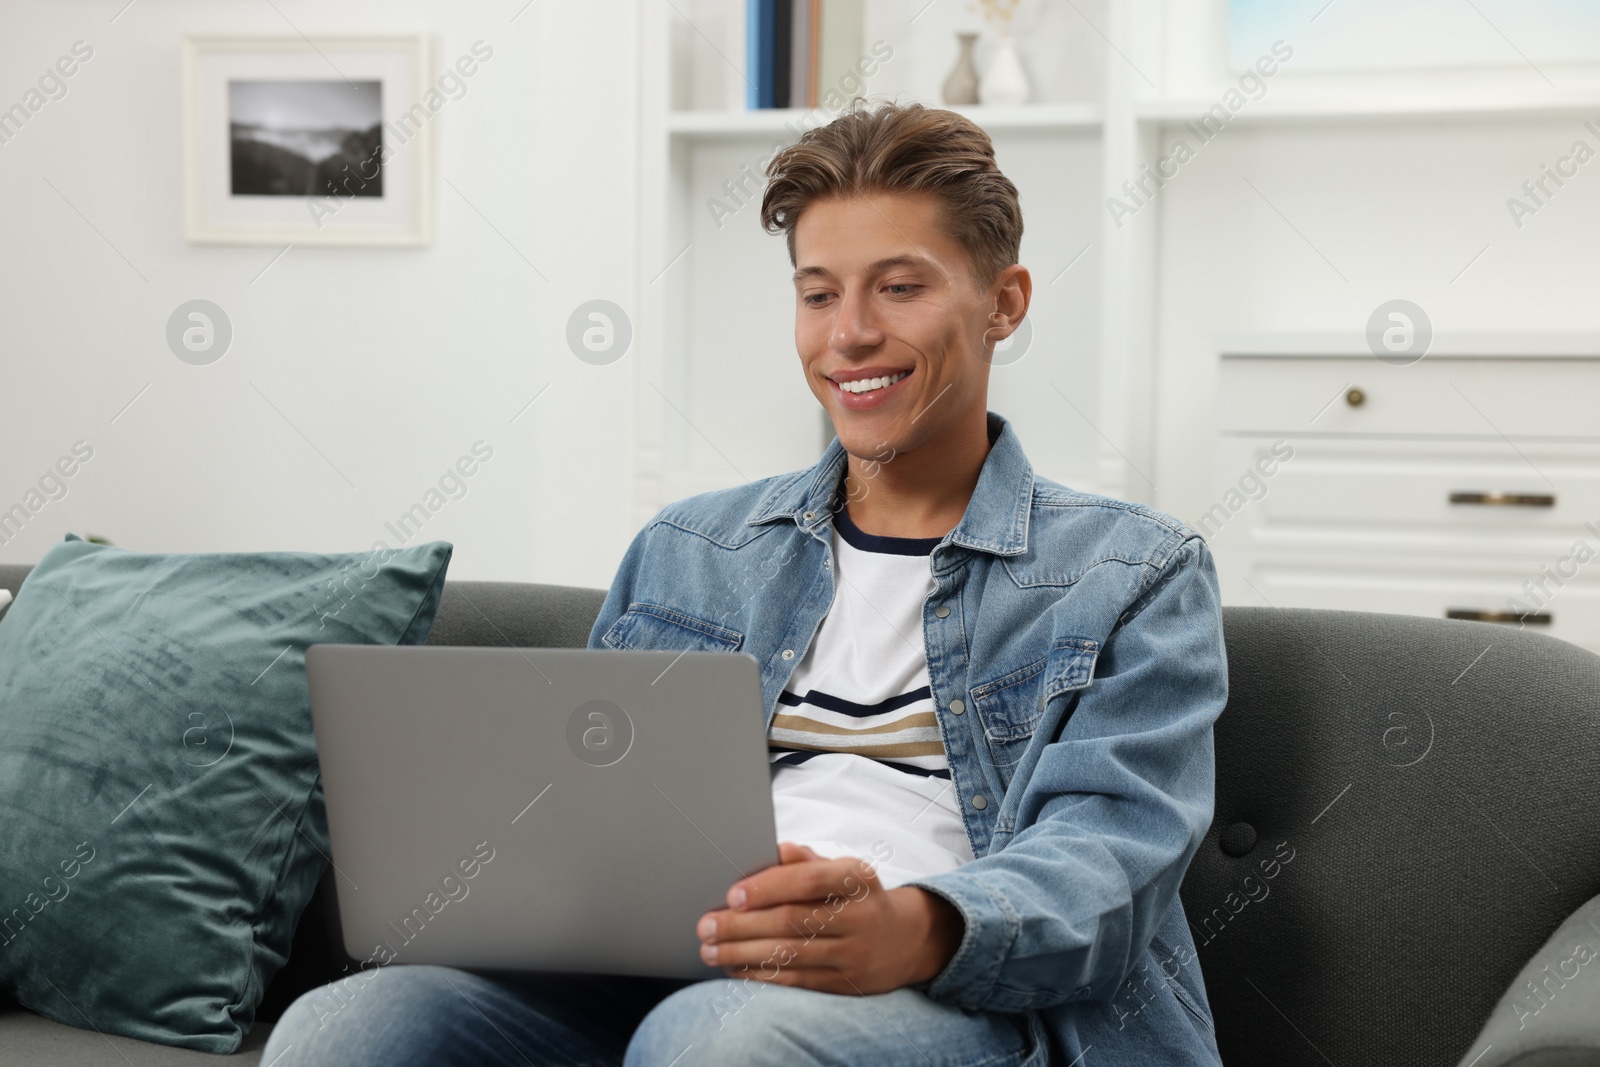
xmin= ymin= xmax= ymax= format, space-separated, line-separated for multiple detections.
xmin=0 ymin=0 xmax=640 ymax=588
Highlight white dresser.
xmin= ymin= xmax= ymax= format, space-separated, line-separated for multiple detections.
xmin=1203 ymin=337 xmax=1600 ymax=656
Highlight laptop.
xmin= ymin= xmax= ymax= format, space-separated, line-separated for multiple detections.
xmin=305 ymin=644 xmax=780 ymax=979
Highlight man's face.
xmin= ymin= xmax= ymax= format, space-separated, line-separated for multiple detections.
xmin=791 ymin=192 xmax=998 ymax=462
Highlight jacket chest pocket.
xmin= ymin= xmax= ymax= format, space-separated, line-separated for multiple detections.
xmin=969 ymin=637 xmax=1100 ymax=768
xmin=600 ymin=603 xmax=744 ymax=652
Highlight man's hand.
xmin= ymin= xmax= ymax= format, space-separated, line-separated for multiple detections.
xmin=696 ymin=841 xmax=964 ymax=995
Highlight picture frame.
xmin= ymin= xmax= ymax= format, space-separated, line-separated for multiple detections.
xmin=181 ymin=34 xmax=432 ymax=246
xmin=1228 ymin=0 xmax=1600 ymax=73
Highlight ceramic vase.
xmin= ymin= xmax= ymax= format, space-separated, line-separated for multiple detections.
xmin=979 ymin=32 xmax=1031 ymax=107
xmin=942 ymin=32 xmax=980 ymax=105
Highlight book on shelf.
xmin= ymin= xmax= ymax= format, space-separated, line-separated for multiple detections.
xmin=738 ymin=0 xmax=864 ymax=111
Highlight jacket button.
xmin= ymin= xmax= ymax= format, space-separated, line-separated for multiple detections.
xmin=948 ymin=699 xmax=965 ymax=715
xmin=934 ymin=606 xmax=951 ymax=619
xmin=971 ymin=794 xmax=987 ymax=810
xmin=781 ymin=649 xmax=794 ymax=660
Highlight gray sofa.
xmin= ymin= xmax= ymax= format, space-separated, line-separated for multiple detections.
xmin=2 ymin=565 xmax=1597 ymax=1066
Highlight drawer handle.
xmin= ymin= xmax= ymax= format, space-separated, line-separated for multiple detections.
xmin=1448 ymin=491 xmax=1556 ymax=508
xmin=1344 ymin=386 xmax=1366 ymax=407
xmin=1447 ymin=609 xmax=1552 ymax=626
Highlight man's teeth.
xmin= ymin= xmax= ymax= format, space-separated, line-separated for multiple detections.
xmin=838 ymin=371 xmax=909 ymax=394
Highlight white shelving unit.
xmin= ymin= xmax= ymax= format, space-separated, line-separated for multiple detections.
xmin=1135 ymin=91 xmax=1600 ymax=125
xmin=665 ymin=102 xmax=1104 ymax=137
xmin=1206 ymin=333 xmax=1600 ymax=654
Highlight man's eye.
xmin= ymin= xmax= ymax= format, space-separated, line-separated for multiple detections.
xmin=887 ymin=284 xmax=920 ymax=296
xmin=803 ymin=293 xmax=832 ymax=307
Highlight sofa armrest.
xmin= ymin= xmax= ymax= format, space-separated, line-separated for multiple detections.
xmin=1456 ymin=893 xmax=1600 ymax=1066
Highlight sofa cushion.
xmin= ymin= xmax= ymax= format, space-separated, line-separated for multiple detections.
xmin=0 ymin=1008 xmax=272 ymax=1066
xmin=0 ymin=537 xmax=452 ymax=1053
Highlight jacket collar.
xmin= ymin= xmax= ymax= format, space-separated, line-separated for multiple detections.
xmin=749 ymin=410 xmax=1033 ymax=557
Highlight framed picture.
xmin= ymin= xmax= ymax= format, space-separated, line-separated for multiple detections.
xmin=182 ymin=35 xmax=432 ymax=246
xmin=1228 ymin=0 xmax=1600 ymax=73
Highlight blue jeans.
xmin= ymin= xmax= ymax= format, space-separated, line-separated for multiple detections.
xmin=262 ymin=965 xmax=1048 ymax=1066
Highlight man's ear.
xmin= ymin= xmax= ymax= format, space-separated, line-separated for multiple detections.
xmin=982 ymin=263 xmax=1032 ymax=347
xmin=995 ymin=263 xmax=1032 ymax=319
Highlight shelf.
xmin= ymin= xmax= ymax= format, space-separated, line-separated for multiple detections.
xmin=666 ymin=102 xmax=1103 ymax=139
xmin=1135 ymin=90 xmax=1600 ymax=126
xmin=1216 ymin=332 xmax=1600 ymax=359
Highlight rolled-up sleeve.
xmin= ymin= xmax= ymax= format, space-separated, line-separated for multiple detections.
xmin=903 ymin=536 xmax=1227 ymax=1013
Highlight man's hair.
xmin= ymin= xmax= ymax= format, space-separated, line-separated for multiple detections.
xmin=759 ymin=99 xmax=1023 ymax=289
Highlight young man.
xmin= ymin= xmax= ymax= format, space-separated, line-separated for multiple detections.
xmin=267 ymin=101 xmax=1227 ymax=1066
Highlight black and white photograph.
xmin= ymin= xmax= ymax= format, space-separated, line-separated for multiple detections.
xmin=182 ymin=34 xmax=428 ymax=245
xmin=228 ymin=79 xmax=383 ymax=198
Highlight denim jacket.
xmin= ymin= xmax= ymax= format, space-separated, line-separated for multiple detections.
xmin=588 ymin=411 xmax=1228 ymax=1066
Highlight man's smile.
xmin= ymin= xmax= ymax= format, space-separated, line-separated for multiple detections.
xmin=827 ymin=366 xmax=915 ymax=409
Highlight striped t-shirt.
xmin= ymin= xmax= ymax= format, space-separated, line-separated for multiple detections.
xmin=768 ymin=505 xmax=977 ymax=888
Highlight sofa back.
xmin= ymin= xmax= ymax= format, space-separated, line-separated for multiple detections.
xmin=1187 ymin=606 xmax=1600 ymax=1067
xmin=5 ymin=564 xmax=1599 ymax=1066
xmin=424 ymin=579 xmax=608 ymax=650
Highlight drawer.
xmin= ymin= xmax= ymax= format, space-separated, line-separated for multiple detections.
xmin=1212 ymin=550 xmax=1600 ymax=655
xmin=1202 ymin=436 xmax=1600 ymax=557
xmin=1219 ymin=356 xmax=1600 ymax=438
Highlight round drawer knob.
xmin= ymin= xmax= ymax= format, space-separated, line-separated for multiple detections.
xmin=1345 ymin=386 xmax=1366 ymax=408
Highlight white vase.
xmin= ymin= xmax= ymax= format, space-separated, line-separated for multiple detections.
xmin=979 ymin=32 xmax=1030 ymax=107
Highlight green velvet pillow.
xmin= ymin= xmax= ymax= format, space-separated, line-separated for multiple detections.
xmin=0 ymin=535 xmax=453 ymax=1052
